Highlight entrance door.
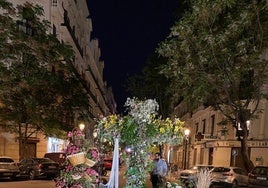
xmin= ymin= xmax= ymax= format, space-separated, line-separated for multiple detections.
xmin=208 ymin=148 xmax=213 ymax=165
xmin=19 ymin=142 xmax=37 ymax=160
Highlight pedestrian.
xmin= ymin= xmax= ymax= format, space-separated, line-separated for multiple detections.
xmin=150 ymin=152 xmax=168 ymax=188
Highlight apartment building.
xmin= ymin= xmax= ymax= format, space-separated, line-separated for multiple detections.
xmin=168 ymin=98 xmax=268 ymax=170
xmin=0 ymin=0 xmax=116 ymax=161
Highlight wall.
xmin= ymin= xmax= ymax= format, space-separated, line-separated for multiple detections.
xmin=250 ymin=147 xmax=268 ymax=166
xmin=213 ymin=147 xmax=231 ymax=166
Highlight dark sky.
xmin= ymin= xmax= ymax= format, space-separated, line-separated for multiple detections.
xmin=86 ymin=0 xmax=178 ymax=113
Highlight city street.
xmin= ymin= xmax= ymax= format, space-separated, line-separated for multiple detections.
xmin=0 ymin=179 xmax=55 ymax=188
xmin=0 ymin=166 xmax=154 ymax=188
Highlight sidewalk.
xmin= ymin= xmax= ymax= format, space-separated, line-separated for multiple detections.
xmin=102 ymin=167 xmax=179 ymax=188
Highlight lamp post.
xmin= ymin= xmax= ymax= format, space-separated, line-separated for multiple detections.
xmin=79 ymin=122 xmax=85 ymax=132
xmin=183 ymin=128 xmax=190 ymax=169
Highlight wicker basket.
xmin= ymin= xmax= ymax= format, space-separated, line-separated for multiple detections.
xmin=85 ymin=158 xmax=96 ymax=167
xmin=67 ymin=152 xmax=86 ymax=166
xmin=84 ymin=173 xmax=93 ymax=181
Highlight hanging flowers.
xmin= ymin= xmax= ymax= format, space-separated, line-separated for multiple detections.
xmin=55 ymin=130 xmax=99 ymax=188
xmin=94 ymin=97 xmax=185 ymax=187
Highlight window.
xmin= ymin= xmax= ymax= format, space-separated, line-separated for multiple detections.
xmin=210 ymin=115 xmax=215 ymax=136
xmin=52 ymin=0 xmax=57 ymax=7
xmin=17 ymin=19 xmax=35 ymax=36
xmin=16 ymin=7 xmax=36 ymax=36
xmin=200 ymin=148 xmax=204 ymax=164
xmin=53 ymin=24 xmax=56 ymax=36
xmin=195 ymin=123 xmax=199 ymax=134
xmin=202 ymin=119 xmax=206 ymax=134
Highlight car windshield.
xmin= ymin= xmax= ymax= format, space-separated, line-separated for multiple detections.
xmin=192 ymin=166 xmax=213 ymax=170
xmin=212 ymin=167 xmax=230 ymax=172
xmin=35 ymin=158 xmax=55 ymax=163
xmin=252 ymin=167 xmax=268 ymax=176
xmin=0 ymin=158 xmax=14 ymax=163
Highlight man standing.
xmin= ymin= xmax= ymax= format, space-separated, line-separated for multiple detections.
xmin=150 ymin=152 xmax=168 ymax=188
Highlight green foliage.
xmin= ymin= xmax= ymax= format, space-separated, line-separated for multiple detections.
xmin=157 ymin=0 xmax=267 ymax=171
xmin=95 ymin=98 xmax=184 ymax=187
xmin=120 ymin=116 xmax=138 ymax=145
xmin=157 ymin=0 xmax=268 ymax=119
xmin=0 ymin=1 xmax=90 ymax=139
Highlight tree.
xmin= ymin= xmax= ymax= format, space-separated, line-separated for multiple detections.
xmin=125 ymin=53 xmax=172 ymax=117
xmin=0 ymin=1 xmax=90 ymax=159
xmin=157 ymin=0 xmax=268 ymax=171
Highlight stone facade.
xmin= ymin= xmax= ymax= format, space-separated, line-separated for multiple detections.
xmin=169 ymin=99 xmax=268 ymax=170
xmin=0 ymin=0 xmax=116 ymax=161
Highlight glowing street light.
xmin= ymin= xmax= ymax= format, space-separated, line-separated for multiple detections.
xmin=184 ymin=128 xmax=190 ymax=138
xmin=79 ymin=122 xmax=85 ymax=131
xmin=183 ymin=128 xmax=190 ymax=169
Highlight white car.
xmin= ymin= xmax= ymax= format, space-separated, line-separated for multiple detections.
xmin=179 ymin=165 xmax=214 ymax=186
xmin=0 ymin=156 xmax=20 ymax=180
xmin=210 ymin=166 xmax=248 ymax=187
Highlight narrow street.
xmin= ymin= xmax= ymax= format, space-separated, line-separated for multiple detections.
xmin=0 ymin=166 xmax=155 ymax=188
xmin=0 ymin=179 xmax=55 ymax=188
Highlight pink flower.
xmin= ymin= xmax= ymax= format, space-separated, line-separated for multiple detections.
xmin=65 ymin=164 xmax=73 ymax=172
xmin=74 ymin=130 xmax=83 ymax=137
xmin=86 ymin=168 xmax=98 ymax=176
xmin=91 ymin=150 xmax=99 ymax=160
xmin=66 ymin=144 xmax=80 ymax=155
xmin=67 ymin=132 xmax=73 ymax=138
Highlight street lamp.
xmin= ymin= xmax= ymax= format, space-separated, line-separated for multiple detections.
xmin=184 ymin=129 xmax=190 ymax=138
xmin=183 ymin=128 xmax=190 ymax=169
xmin=79 ymin=122 xmax=85 ymax=132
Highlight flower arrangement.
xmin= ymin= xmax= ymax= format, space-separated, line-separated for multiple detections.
xmin=55 ymin=129 xmax=99 ymax=188
xmin=94 ymin=97 xmax=185 ymax=187
xmin=95 ymin=98 xmax=184 ymax=146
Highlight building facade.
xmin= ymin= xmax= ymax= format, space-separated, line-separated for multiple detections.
xmin=169 ymin=99 xmax=268 ymax=170
xmin=0 ymin=0 xmax=116 ymax=161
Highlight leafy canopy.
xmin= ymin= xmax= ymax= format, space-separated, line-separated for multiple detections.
xmin=157 ymin=0 xmax=268 ymax=121
xmin=0 ymin=1 xmax=90 ymax=138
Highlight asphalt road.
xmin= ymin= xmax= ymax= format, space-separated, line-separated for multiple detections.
xmin=0 ymin=179 xmax=55 ymax=188
xmin=0 ymin=166 xmax=155 ymax=188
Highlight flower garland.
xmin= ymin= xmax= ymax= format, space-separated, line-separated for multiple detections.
xmin=94 ymin=97 xmax=185 ymax=187
xmin=55 ymin=129 xmax=99 ymax=188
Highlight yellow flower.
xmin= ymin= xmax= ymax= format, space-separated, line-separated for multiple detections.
xmin=104 ymin=122 xmax=109 ymax=129
xmin=109 ymin=115 xmax=118 ymax=125
xmin=174 ymin=126 xmax=179 ymax=132
xmin=160 ymin=127 xmax=165 ymax=133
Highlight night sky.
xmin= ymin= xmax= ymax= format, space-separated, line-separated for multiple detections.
xmin=86 ymin=0 xmax=179 ymax=113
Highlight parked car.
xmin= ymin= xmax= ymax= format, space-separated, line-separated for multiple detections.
xmin=0 ymin=156 xmax=20 ymax=180
xmin=248 ymin=165 xmax=268 ymax=188
xmin=44 ymin=152 xmax=66 ymax=169
xmin=210 ymin=166 xmax=248 ymax=188
xmin=18 ymin=157 xmax=60 ymax=180
xmin=179 ymin=165 xmax=214 ymax=186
